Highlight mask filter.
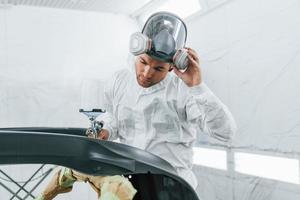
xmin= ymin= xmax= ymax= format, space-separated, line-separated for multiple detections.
xmin=173 ymin=49 xmax=189 ymax=70
xmin=129 ymin=32 xmax=151 ymax=56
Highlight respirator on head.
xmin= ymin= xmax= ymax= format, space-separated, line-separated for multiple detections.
xmin=129 ymin=12 xmax=189 ymax=70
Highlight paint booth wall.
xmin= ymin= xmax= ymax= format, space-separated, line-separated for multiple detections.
xmin=187 ymin=0 xmax=300 ymax=199
xmin=0 ymin=5 xmax=138 ymax=128
xmin=0 ymin=5 xmax=138 ymax=199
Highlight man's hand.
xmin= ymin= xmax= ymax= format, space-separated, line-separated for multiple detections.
xmin=86 ymin=129 xmax=109 ymax=140
xmin=173 ymin=47 xmax=202 ymax=87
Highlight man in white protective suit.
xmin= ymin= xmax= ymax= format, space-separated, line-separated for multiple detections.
xmin=99 ymin=11 xmax=237 ymax=190
xmin=36 ymin=11 xmax=236 ymax=200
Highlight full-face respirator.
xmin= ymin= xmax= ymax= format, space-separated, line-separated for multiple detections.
xmin=129 ymin=12 xmax=189 ymax=70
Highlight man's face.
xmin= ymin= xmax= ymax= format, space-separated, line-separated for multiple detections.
xmin=135 ymin=54 xmax=172 ymax=88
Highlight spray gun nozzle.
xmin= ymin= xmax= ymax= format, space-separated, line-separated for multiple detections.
xmin=79 ymin=108 xmax=106 ymax=139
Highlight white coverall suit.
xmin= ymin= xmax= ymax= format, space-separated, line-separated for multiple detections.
xmin=102 ymin=66 xmax=237 ymax=189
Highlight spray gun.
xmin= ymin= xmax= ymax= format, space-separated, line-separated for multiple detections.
xmin=79 ymin=108 xmax=106 ymax=139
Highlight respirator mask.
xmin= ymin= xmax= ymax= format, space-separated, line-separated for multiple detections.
xmin=129 ymin=12 xmax=189 ymax=70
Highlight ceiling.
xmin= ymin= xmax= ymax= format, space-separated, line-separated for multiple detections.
xmin=0 ymin=0 xmax=152 ymax=15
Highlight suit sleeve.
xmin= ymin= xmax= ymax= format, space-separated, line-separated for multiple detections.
xmin=184 ymin=83 xmax=237 ymax=143
xmin=101 ymin=73 xmax=119 ymax=141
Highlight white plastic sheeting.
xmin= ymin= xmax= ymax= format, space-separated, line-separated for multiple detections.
xmin=188 ymin=0 xmax=300 ymax=199
xmin=0 ymin=6 xmax=138 ymax=199
xmin=0 ymin=6 xmax=138 ymax=128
